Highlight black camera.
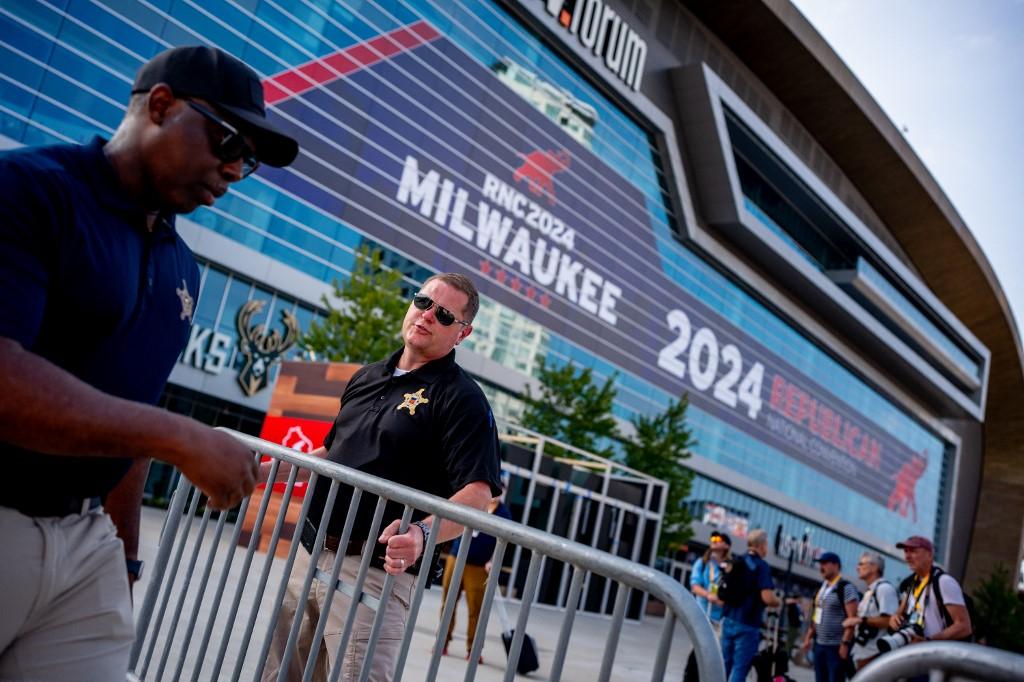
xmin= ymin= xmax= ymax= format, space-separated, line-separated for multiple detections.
xmin=854 ymin=621 xmax=879 ymax=646
xmin=876 ymin=623 xmax=923 ymax=652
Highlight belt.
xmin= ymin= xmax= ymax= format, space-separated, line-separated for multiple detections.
xmin=6 ymin=496 xmax=102 ymax=518
xmin=323 ymin=534 xmax=369 ymax=556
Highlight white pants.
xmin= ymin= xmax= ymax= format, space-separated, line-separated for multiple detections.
xmin=0 ymin=505 xmax=133 ymax=682
xmin=263 ymin=549 xmax=415 ymax=682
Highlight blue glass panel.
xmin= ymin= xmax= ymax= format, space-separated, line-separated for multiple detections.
xmin=858 ymin=259 xmax=980 ymax=379
xmin=55 ymin=20 xmax=142 ymax=81
xmin=195 ymin=267 xmax=228 ymax=328
xmin=65 ymin=0 xmax=154 ymax=59
xmin=2 ymin=0 xmax=67 ymax=39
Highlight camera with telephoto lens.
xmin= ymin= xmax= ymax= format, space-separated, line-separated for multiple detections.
xmin=876 ymin=622 xmax=924 ymax=653
xmin=854 ymin=620 xmax=879 ymax=646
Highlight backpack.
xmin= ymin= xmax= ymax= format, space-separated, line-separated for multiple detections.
xmin=718 ymin=553 xmax=755 ymax=606
xmin=931 ymin=568 xmax=976 ymax=642
xmin=898 ymin=567 xmax=975 ymax=642
xmin=834 ymin=578 xmax=861 ymax=607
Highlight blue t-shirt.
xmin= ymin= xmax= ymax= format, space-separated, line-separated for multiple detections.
xmin=0 ymin=138 xmax=199 ymax=503
xmin=689 ymin=556 xmax=724 ymax=622
xmin=723 ymin=552 xmax=775 ymax=628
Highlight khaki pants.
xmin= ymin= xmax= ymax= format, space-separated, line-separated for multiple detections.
xmin=263 ymin=548 xmax=415 ymax=682
xmin=440 ymin=555 xmax=488 ymax=654
xmin=0 ymin=505 xmax=134 ymax=682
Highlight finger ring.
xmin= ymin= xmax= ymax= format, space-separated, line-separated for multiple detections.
xmin=399 ymin=558 xmax=405 ymax=568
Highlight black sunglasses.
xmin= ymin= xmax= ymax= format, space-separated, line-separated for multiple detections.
xmin=412 ymin=293 xmax=470 ymax=327
xmin=186 ymin=100 xmax=259 ymax=178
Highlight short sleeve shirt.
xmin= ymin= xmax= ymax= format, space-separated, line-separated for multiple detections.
xmin=0 ymin=138 xmax=199 ymax=504
xmin=852 ymin=578 xmax=900 ymax=660
xmin=689 ymin=556 xmax=724 ymax=622
xmin=902 ymin=572 xmax=965 ymax=638
xmin=308 ymin=348 xmax=503 ymax=554
xmin=813 ymin=578 xmax=860 ymax=645
xmin=723 ymin=553 xmax=775 ymax=628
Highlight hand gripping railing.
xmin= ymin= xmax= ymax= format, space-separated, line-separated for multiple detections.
xmin=131 ymin=430 xmax=724 ymax=682
xmin=856 ymin=641 xmax=1024 ymax=682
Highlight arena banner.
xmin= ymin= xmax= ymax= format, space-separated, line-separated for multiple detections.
xmin=260 ymin=20 xmax=931 ymax=518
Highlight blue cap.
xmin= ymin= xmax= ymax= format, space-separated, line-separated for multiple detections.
xmin=815 ymin=551 xmax=842 ymax=566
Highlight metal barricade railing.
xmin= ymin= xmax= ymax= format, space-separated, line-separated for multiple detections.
xmin=856 ymin=641 xmax=1024 ymax=682
xmin=130 ymin=429 xmax=724 ymax=682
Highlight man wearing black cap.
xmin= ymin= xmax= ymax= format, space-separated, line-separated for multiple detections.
xmin=799 ymin=551 xmax=859 ymax=682
xmin=0 ymin=45 xmax=297 ymax=680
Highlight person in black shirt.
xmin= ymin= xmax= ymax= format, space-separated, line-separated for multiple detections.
xmin=0 ymin=46 xmax=298 ymax=681
xmin=264 ymin=273 xmax=503 ymax=682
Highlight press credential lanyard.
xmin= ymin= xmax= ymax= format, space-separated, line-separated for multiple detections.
xmin=813 ymin=576 xmax=840 ymax=625
xmin=907 ymin=574 xmax=931 ymax=626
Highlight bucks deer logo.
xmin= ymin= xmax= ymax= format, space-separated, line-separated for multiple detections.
xmin=236 ymin=300 xmax=300 ymax=397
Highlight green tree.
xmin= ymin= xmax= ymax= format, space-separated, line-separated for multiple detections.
xmin=623 ymin=395 xmax=696 ymax=556
xmin=971 ymin=563 xmax=1024 ymax=653
xmin=302 ymin=244 xmax=408 ymax=364
xmin=521 ymin=357 xmax=619 ymax=458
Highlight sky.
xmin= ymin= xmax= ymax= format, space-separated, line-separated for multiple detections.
xmin=791 ymin=0 xmax=1024 ymax=348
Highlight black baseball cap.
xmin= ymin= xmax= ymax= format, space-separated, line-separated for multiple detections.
xmin=132 ymin=46 xmax=298 ymax=167
xmin=709 ymin=531 xmax=731 ymax=546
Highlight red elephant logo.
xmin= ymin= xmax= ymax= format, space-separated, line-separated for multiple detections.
xmin=887 ymin=451 xmax=928 ymax=522
xmin=513 ymin=148 xmax=571 ymax=206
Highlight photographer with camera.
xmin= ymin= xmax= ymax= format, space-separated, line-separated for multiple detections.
xmin=799 ymin=552 xmax=859 ymax=682
xmin=842 ymin=551 xmax=899 ymax=673
xmin=877 ymin=536 xmax=972 ymax=681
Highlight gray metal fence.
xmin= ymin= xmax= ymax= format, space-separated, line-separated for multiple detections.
xmin=855 ymin=640 xmax=1024 ymax=681
xmin=493 ymin=423 xmax=667 ymax=621
xmin=129 ymin=429 xmax=723 ymax=681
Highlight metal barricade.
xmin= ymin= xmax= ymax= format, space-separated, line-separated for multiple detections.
xmin=130 ymin=429 xmax=724 ymax=682
xmin=856 ymin=641 xmax=1024 ymax=682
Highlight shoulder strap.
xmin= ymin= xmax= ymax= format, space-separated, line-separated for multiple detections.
xmin=929 ymin=567 xmax=955 ymax=628
xmin=836 ymin=578 xmax=855 ymax=604
xmin=898 ymin=574 xmax=915 ymax=596
xmin=871 ymin=579 xmax=892 ymax=610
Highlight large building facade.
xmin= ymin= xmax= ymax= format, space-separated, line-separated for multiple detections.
xmin=3 ymin=0 xmax=1020 ymax=589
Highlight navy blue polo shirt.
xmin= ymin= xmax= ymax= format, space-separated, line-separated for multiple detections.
xmin=308 ymin=347 xmax=503 ymax=552
xmin=450 ymin=501 xmax=512 ymax=565
xmin=0 ymin=138 xmax=200 ymax=505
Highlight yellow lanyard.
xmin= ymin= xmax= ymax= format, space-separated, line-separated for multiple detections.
xmin=816 ymin=576 xmax=840 ymax=607
xmin=911 ymin=574 xmax=931 ymax=613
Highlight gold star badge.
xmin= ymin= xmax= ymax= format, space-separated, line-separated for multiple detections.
xmin=176 ymin=279 xmax=194 ymax=322
xmin=396 ymin=388 xmax=429 ymax=415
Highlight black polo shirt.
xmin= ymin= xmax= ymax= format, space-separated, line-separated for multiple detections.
xmin=0 ymin=138 xmax=199 ymax=506
xmin=308 ymin=347 xmax=503 ymax=548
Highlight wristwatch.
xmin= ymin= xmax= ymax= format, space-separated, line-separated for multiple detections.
xmin=412 ymin=521 xmax=431 ymax=555
xmin=126 ymin=559 xmax=145 ymax=580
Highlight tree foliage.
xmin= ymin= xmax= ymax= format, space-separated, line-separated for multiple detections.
xmin=302 ymin=244 xmax=408 ymax=364
xmin=623 ymin=395 xmax=696 ymax=555
xmin=971 ymin=563 xmax=1024 ymax=653
xmin=521 ymin=357 xmax=619 ymax=458
xmin=521 ymin=357 xmax=696 ymax=554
